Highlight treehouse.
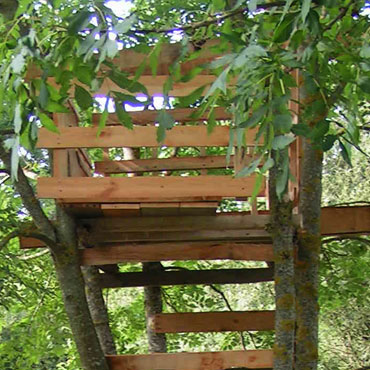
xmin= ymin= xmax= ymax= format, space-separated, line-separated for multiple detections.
xmin=21 ymin=40 xmax=370 ymax=370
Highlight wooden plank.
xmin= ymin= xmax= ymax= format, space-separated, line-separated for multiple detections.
xmin=80 ymin=242 xmax=274 ymax=265
xmin=87 ymin=229 xmax=270 ymax=244
xmin=151 ymin=311 xmax=275 ymax=333
xmin=93 ymin=107 xmax=230 ymax=126
xmin=320 ymin=206 xmax=370 ymax=235
xmin=80 ymin=213 xmax=270 ymax=233
xmin=106 ymin=350 xmax=273 ymax=370
xmin=98 ymin=268 xmax=274 ymax=288
xmin=37 ymin=175 xmax=264 ymax=202
xmin=37 ymin=126 xmax=258 ymax=149
xmin=95 ymin=155 xmax=236 ymax=174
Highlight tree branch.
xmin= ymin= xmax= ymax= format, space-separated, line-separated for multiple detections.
xmin=0 ymin=142 xmax=56 ymax=242
xmin=134 ymin=2 xmax=285 ymax=34
xmin=324 ymin=1 xmax=356 ymax=31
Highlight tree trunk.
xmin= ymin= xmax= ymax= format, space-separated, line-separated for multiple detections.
xmin=82 ymin=266 xmax=117 ymax=355
xmin=294 ymin=76 xmax=324 ymax=370
xmin=295 ymin=138 xmax=322 ymax=370
xmin=269 ymin=149 xmax=295 ymax=370
xmin=54 ymin=207 xmax=110 ymax=370
xmin=143 ymin=262 xmax=167 ymax=353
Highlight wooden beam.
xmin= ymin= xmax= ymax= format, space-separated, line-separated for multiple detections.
xmin=98 ymin=268 xmax=274 ymax=288
xmin=321 ymin=206 xmax=370 ymax=235
xmin=151 ymin=311 xmax=275 ymax=333
xmin=87 ymin=229 xmax=270 ymax=244
xmin=37 ymin=175 xmax=264 ymax=202
xmin=37 ymin=126 xmax=258 ymax=149
xmin=93 ymin=107 xmax=231 ymax=126
xmin=80 ymin=242 xmax=274 ymax=265
xmin=95 ymin=155 xmax=237 ymax=174
xmin=106 ymin=350 xmax=273 ymax=370
xmin=80 ymin=213 xmax=270 ymax=233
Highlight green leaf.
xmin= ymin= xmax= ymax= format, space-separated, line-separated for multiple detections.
xmin=149 ymin=40 xmax=162 ymax=77
xmin=203 ymin=66 xmax=230 ymax=100
xmin=291 ymin=123 xmax=311 ymax=137
xmin=75 ymin=66 xmax=93 ymax=85
xmin=156 ymin=110 xmax=175 ymax=142
xmin=39 ymin=113 xmax=59 ymax=133
xmin=309 ymin=120 xmax=329 ymax=141
xmin=360 ymin=45 xmax=370 ymax=59
xmin=358 ymin=76 xmax=370 ymax=94
xmin=260 ymin=157 xmax=274 ymax=174
xmin=97 ymin=98 xmax=110 ymax=136
xmin=251 ymin=172 xmax=263 ymax=202
xmin=11 ymin=136 xmax=20 ymax=181
xmin=10 ymin=53 xmax=26 ymax=74
xmin=39 ymin=80 xmax=49 ymax=109
xmin=213 ymin=0 xmax=225 ymax=11
xmin=207 ymin=109 xmax=216 ymax=134
xmin=235 ymin=157 xmax=262 ymax=177
xmin=338 ymin=140 xmax=352 ymax=166
xmin=239 ymin=106 xmax=267 ymax=128
xmin=272 ymin=135 xmax=295 ymax=150
xmin=45 ymin=101 xmax=70 ymax=113
xmin=226 ymin=129 xmax=234 ymax=166
xmin=301 ymin=0 xmax=311 ymax=23
xmin=178 ymin=86 xmax=205 ymax=108
xmin=68 ymin=11 xmax=91 ymax=35
xmin=276 ymin=150 xmax=289 ymax=198
xmin=273 ymin=114 xmax=292 ymax=133
xmin=116 ymin=102 xmax=133 ymax=130
xmin=248 ymin=0 xmax=258 ymax=12
xmin=14 ymin=103 xmax=22 ymax=134
xmin=75 ymin=85 xmax=93 ymax=110
xmin=273 ymin=14 xmax=295 ymax=43
xmin=322 ymin=134 xmax=337 ymax=151
xmin=105 ymin=39 xmax=118 ymax=59
xmin=115 ymin=14 xmax=137 ymax=33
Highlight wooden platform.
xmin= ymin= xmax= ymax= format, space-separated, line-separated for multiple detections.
xmin=106 ymin=350 xmax=274 ymax=370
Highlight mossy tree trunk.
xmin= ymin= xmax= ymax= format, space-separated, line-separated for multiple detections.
xmin=143 ymin=263 xmax=167 ymax=352
xmin=269 ymin=148 xmax=296 ymax=370
xmin=295 ymin=75 xmax=324 ymax=370
xmin=82 ymin=266 xmax=117 ymax=354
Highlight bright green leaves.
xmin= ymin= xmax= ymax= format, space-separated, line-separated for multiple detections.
xmin=39 ymin=113 xmax=59 ymax=133
xmin=178 ymin=86 xmax=205 ymax=108
xmin=115 ymin=101 xmax=133 ymax=130
xmin=68 ymin=11 xmax=92 ymax=35
xmin=301 ymin=0 xmax=311 ymax=23
xmin=75 ymin=85 xmax=93 ymax=110
xmin=204 ymin=66 xmax=230 ymax=100
xmin=272 ymin=135 xmax=295 ymax=150
xmin=114 ymin=14 xmax=137 ymax=34
xmin=156 ymin=110 xmax=175 ymax=143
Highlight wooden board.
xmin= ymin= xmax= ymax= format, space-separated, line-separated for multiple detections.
xmin=80 ymin=242 xmax=274 ymax=265
xmin=95 ymin=155 xmax=236 ymax=174
xmin=86 ymin=229 xmax=270 ymax=244
xmin=37 ymin=126 xmax=258 ymax=149
xmin=98 ymin=268 xmax=274 ymax=288
xmin=106 ymin=350 xmax=273 ymax=370
xmin=37 ymin=175 xmax=264 ymax=202
xmin=151 ymin=311 xmax=275 ymax=333
xmin=321 ymin=206 xmax=370 ymax=235
xmin=92 ymin=107 xmax=231 ymax=126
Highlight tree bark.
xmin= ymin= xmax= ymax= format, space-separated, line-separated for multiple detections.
xmin=82 ymin=266 xmax=117 ymax=355
xmin=143 ymin=262 xmax=167 ymax=353
xmin=295 ymin=76 xmax=324 ymax=370
xmin=269 ymin=149 xmax=295 ymax=370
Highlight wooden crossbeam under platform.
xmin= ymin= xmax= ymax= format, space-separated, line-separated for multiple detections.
xmin=151 ymin=311 xmax=275 ymax=333
xmin=37 ymin=126 xmax=258 ymax=149
xmin=80 ymin=242 xmax=274 ymax=265
xmin=37 ymin=175 xmax=264 ymax=203
xmin=106 ymin=350 xmax=273 ymax=370
xmin=98 ymin=268 xmax=274 ymax=288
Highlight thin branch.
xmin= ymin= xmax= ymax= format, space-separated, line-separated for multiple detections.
xmin=0 ymin=229 xmax=58 ymax=251
xmin=0 ymin=142 xmax=56 ymax=244
xmin=19 ymin=249 xmax=50 ymax=260
xmin=135 ymin=2 xmax=285 ymax=34
xmin=324 ymin=1 xmax=356 ymax=31
xmin=209 ymin=284 xmax=257 ymax=350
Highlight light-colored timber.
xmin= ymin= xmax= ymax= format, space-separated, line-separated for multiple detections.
xmin=92 ymin=107 xmax=231 ymax=126
xmin=95 ymin=155 xmax=237 ymax=174
xmin=151 ymin=311 xmax=275 ymax=333
xmin=106 ymin=350 xmax=274 ymax=370
xmin=37 ymin=126 xmax=258 ymax=149
xmin=37 ymin=175 xmax=264 ymax=202
xmin=80 ymin=242 xmax=274 ymax=265
xmin=98 ymin=268 xmax=274 ymax=288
